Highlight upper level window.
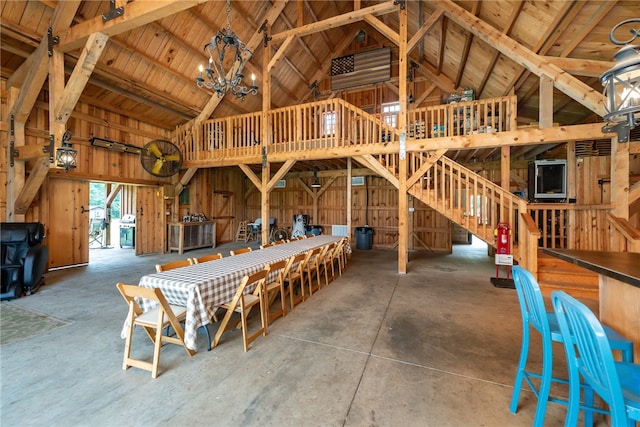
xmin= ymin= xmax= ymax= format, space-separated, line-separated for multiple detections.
xmin=381 ymin=102 xmax=400 ymax=128
xmin=322 ymin=111 xmax=336 ymax=136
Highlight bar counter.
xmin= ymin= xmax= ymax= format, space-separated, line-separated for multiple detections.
xmin=542 ymin=248 xmax=640 ymax=361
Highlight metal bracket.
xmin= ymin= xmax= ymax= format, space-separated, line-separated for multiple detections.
xmin=262 ymin=146 xmax=267 ymax=168
xmin=259 ymin=20 xmax=272 ymax=48
xmin=48 ymin=134 xmax=55 ymax=163
xmin=602 ymin=122 xmax=630 ymax=143
xmin=393 ymin=0 xmax=406 ymax=10
xmin=47 ymin=27 xmax=59 ymax=57
xmin=102 ymin=0 xmax=124 ymax=22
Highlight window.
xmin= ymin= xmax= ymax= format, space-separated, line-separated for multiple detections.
xmin=322 ymin=111 xmax=336 ymax=136
xmin=381 ymin=102 xmax=400 ymax=128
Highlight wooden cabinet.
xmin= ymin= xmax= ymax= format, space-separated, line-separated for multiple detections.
xmin=167 ymin=221 xmax=216 ymax=254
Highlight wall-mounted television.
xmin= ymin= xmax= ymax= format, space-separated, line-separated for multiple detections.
xmin=528 ymin=160 xmax=567 ymax=201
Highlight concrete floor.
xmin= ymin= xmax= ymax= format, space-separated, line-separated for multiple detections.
xmin=1 ymin=238 xmax=597 ymax=426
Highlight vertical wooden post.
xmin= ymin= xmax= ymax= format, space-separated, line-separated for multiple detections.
xmin=610 ymin=135 xmax=629 ymax=250
xmin=5 ymin=87 xmax=24 ymax=221
xmin=566 ymin=141 xmax=576 ymax=248
xmin=398 ymin=5 xmax=408 ymax=274
xmin=261 ymin=23 xmax=272 ymax=244
xmin=50 ymin=47 xmax=66 ymax=178
xmin=539 ymin=74 xmax=553 ymax=128
xmin=347 ymin=158 xmax=353 ymax=238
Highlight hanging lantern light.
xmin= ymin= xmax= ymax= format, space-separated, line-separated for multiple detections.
xmin=55 ymin=130 xmax=77 ymax=172
xmin=600 ymin=18 xmax=640 ymax=143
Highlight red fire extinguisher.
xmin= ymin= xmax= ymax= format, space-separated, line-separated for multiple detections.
xmin=494 ymin=222 xmax=512 ymax=279
xmin=495 ymin=222 xmax=511 ymax=255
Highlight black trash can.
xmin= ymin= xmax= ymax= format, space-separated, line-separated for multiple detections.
xmin=355 ymin=226 xmax=373 ymax=249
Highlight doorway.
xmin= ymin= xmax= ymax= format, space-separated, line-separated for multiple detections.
xmin=88 ymin=182 xmax=124 ymax=262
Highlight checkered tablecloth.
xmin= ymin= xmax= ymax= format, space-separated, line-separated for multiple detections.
xmin=136 ymin=235 xmax=342 ymax=350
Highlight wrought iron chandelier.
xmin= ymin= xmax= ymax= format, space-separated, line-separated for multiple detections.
xmin=600 ymin=18 xmax=640 ymax=143
xmin=195 ymin=0 xmax=258 ymax=100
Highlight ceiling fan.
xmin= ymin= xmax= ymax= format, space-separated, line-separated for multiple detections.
xmin=140 ymin=139 xmax=183 ymax=177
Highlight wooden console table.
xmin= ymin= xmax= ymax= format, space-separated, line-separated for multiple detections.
xmin=542 ymin=248 xmax=639 ymax=361
xmin=167 ymin=221 xmax=216 ymax=254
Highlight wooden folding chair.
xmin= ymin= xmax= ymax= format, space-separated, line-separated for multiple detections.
xmin=319 ymin=242 xmax=337 ymax=285
xmin=329 ymin=238 xmax=346 ymax=279
xmin=155 ymin=259 xmax=191 ymax=272
xmin=212 ymin=266 xmax=270 ymax=352
xmin=230 ymin=247 xmax=252 ymax=256
xmin=285 ymin=251 xmax=309 ymax=309
xmin=190 ymin=253 xmax=223 ymax=264
xmin=265 ymin=258 xmax=289 ymax=325
xmin=305 ymin=246 xmax=325 ymax=296
xmin=116 ymin=283 xmax=195 ymax=378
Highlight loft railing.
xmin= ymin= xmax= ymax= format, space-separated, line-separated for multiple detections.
xmin=407 ymin=95 xmax=517 ymax=138
xmin=177 ymin=99 xmax=398 ymax=163
xmin=175 ymin=96 xmax=517 ymax=163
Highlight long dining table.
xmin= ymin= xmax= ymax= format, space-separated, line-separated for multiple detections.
xmin=135 ymin=235 xmax=342 ymax=351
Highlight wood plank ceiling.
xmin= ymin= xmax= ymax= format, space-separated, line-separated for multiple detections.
xmin=1 ymin=0 xmax=635 ymax=172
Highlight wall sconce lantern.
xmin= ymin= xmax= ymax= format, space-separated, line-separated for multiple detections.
xmin=600 ymin=18 xmax=640 ymax=143
xmin=311 ymin=167 xmax=322 ymax=188
xmin=55 ymin=130 xmax=77 ymax=172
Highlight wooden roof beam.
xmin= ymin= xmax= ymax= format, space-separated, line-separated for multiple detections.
xmin=56 ymin=0 xmax=210 ymax=52
xmin=363 ymin=14 xmax=399 ymax=46
xmin=511 ymin=1 xmax=582 ymax=94
xmin=438 ymin=0 xmax=605 ymax=117
xmin=476 ymin=1 xmax=523 ymax=96
xmin=541 ymin=57 xmax=613 ymax=78
xmin=271 ymin=1 xmax=397 ymax=43
xmin=54 ymin=32 xmax=109 ymax=124
xmin=407 ymin=8 xmax=443 ymax=53
xmin=455 ymin=2 xmax=480 ymax=88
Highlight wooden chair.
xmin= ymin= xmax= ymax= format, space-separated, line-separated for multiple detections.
xmin=212 ymin=266 xmax=270 ymax=352
xmin=265 ymin=258 xmax=291 ymax=325
xmin=190 ymin=253 xmax=223 ymax=264
xmin=230 ymin=247 xmax=252 ymax=256
xmin=116 ymin=283 xmax=195 ymax=378
xmin=285 ymin=251 xmax=309 ymax=309
xmin=329 ymin=238 xmax=347 ymax=278
xmin=319 ymin=242 xmax=338 ymax=284
xmin=260 ymin=242 xmax=274 ymax=249
xmin=155 ymin=259 xmax=191 ymax=272
xmin=273 ymin=239 xmax=287 ymax=245
xmin=305 ymin=246 xmax=324 ymax=296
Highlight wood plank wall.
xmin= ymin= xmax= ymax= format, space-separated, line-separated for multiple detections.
xmin=241 ymin=174 xmax=452 ymax=252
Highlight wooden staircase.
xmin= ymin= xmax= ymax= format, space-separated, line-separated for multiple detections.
xmin=371 ymin=150 xmax=528 ymax=257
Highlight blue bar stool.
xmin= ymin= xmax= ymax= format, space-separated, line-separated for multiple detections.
xmin=552 ymin=291 xmax=640 ymax=426
xmin=510 ymin=266 xmax=634 ymax=426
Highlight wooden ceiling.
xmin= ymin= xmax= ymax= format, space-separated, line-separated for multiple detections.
xmin=1 ymin=0 xmax=635 ymax=170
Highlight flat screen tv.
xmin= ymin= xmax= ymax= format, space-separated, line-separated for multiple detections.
xmin=528 ymin=160 xmax=567 ymax=201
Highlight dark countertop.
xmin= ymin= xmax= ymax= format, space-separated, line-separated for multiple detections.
xmin=542 ymin=248 xmax=640 ymax=288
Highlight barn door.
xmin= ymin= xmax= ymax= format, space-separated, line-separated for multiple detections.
xmin=47 ymin=178 xmax=89 ymax=268
xmin=212 ymin=190 xmax=234 ymax=243
xmin=135 ymin=186 xmax=165 ymax=255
